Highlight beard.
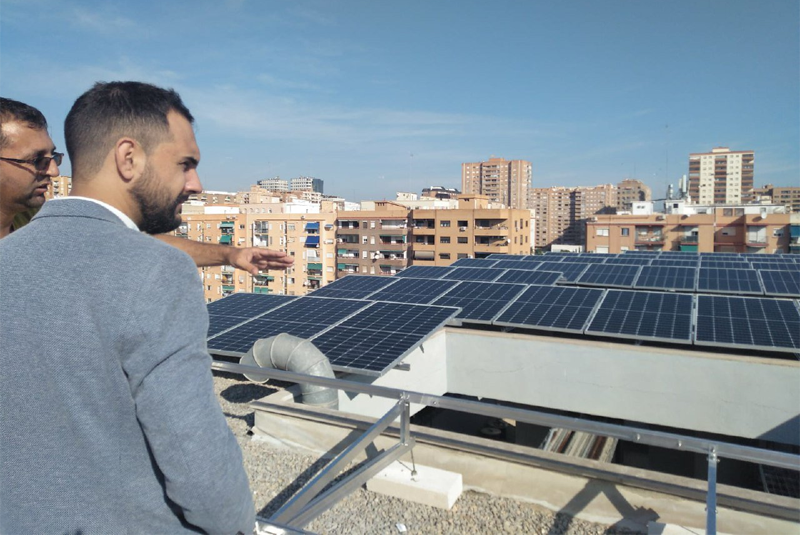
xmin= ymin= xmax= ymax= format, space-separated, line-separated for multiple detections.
xmin=130 ymin=162 xmax=189 ymax=235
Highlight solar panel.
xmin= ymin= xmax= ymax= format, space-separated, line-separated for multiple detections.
xmin=585 ymin=290 xmax=693 ymax=344
xmin=366 ymin=277 xmax=459 ymax=304
xmin=694 ymin=295 xmax=800 ymax=353
xmin=759 ymin=270 xmax=800 ymax=298
xmin=490 ymin=259 xmax=542 ymax=270
xmin=310 ymin=301 xmax=460 ymax=376
xmin=604 ymin=256 xmax=653 ymax=266
xmin=487 ymin=254 xmax=529 ymax=260
xmin=700 ymin=260 xmax=752 ymax=269
xmin=495 ymin=269 xmax=563 ymax=285
xmin=649 ymin=259 xmax=699 ymax=268
xmin=494 ymin=285 xmax=605 ymax=333
xmin=432 ymin=281 xmax=527 ymax=323
xmin=309 ymin=275 xmax=397 ymax=299
xmin=576 ymin=264 xmax=641 ymax=288
xmin=750 ymin=262 xmax=800 ymax=271
xmin=634 ymin=266 xmax=697 ymax=291
xmin=206 ymin=293 xmax=296 ymax=318
xmin=535 ymin=261 xmax=590 ymax=282
xmin=441 ymin=267 xmax=503 ymax=282
xmin=697 ymin=268 xmax=764 ymax=295
xmin=208 ymin=296 xmax=370 ymax=355
xmin=208 ymin=314 xmax=256 ymax=338
xmin=394 ymin=266 xmax=453 ymax=279
xmin=559 ymin=255 xmax=607 ymax=263
xmin=450 ymin=258 xmax=499 ymax=268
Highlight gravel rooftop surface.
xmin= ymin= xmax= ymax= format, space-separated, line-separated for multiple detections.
xmin=213 ymin=370 xmax=644 ymax=535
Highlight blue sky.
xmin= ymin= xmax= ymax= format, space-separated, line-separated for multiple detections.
xmin=2 ymin=0 xmax=798 ymax=202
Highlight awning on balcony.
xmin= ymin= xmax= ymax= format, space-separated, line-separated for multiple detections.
xmin=414 ymin=250 xmax=434 ymax=260
xmin=304 ymin=222 xmax=320 ymax=231
xmin=305 ymin=235 xmax=320 ymax=247
xmin=679 ymin=244 xmax=698 ymax=252
xmin=337 ymin=263 xmax=346 ymax=270
xmin=307 ymin=263 xmax=323 ymax=270
xmin=219 ymin=235 xmax=232 ymax=244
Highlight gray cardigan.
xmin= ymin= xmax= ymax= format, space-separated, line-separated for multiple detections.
xmin=0 ymin=199 xmax=255 ymax=534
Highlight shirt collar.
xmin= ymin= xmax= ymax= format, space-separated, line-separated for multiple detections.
xmin=49 ymin=197 xmax=140 ymax=231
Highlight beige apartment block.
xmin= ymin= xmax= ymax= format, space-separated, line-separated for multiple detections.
xmin=461 ymin=157 xmax=531 ymax=209
xmin=586 ymin=205 xmax=791 ymax=254
xmin=336 ymin=202 xmax=411 ymax=277
xmin=176 ymin=209 xmax=337 ymax=302
xmin=688 ymin=147 xmax=754 ymax=205
xmin=529 ymin=184 xmax=617 ymax=250
xmin=616 ymin=179 xmax=651 ymax=212
xmin=45 ymin=175 xmax=72 ymax=199
xmin=187 ymin=190 xmax=238 ymax=205
xmin=410 ymin=195 xmax=533 ymax=265
xmin=753 ymin=184 xmax=800 ymax=213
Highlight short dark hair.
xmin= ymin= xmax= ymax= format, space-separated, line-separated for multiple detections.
xmin=64 ymin=81 xmax=194 ymax=177
xmin=0 ymin=97 xmax=49 ymax=150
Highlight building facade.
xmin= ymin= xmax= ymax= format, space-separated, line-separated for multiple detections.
xmin=45 ymin=175 xmax=72 ymax=199
xmin=586 ymin=203 xmax=791 ymax=254
xmin=529 ymin=184 xmax=617 ymax=249
xmin=688 ymin=147 xmax=754 ymax=205
xmin=616 ymin=179 xmax=652 ymax=212
xmin=289 ymin=176 xmax=324 ymax=193
xmin=336 ymin=203 xmax=411 ymax=277
xmin=752 ymin=184 xmax=800 ymax=214
xmin=461 ymin=157 xmax=531 ymax=209
xmin=409 ymin=195 xmax=533 ymax=265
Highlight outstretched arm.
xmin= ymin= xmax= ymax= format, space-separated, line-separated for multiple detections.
xmin=156 ymin=234 xmax=294 ymax=275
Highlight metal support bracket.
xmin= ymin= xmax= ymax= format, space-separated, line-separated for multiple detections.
xmin=706 ymin=447 xmax=719 ymax=535
xmin=271 ymin=399 xmax=414 ymax=528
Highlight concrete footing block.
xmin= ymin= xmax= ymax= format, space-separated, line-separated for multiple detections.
xmin=366 ymin=461 xmax=462 ymax=510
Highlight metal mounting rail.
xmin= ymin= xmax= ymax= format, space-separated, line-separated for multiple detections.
xmin=212 ymin=361 xmax=800 ymax=535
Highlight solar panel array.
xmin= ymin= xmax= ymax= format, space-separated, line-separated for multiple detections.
xmin=207 ymin=251 xmax=799 ymax=376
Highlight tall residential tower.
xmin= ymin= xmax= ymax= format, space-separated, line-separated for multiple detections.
xmin=687 ymin=147 xmax=754 ymax=205
xmin=461 ymin=157 xmax=531 ymax=209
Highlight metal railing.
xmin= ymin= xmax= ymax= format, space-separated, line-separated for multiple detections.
xmin=212 ymin=361 xmax=800 ymax=534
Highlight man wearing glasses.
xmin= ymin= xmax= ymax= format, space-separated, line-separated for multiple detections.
xmin=0 ymin=97 xmax=294 ymax=275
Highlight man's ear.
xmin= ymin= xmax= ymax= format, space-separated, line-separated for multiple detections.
xmin=114 ymin=138 xmax=144 ymax=182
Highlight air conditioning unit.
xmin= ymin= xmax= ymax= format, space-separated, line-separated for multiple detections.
xmin=656 ymin=215 xmax=666 ymax=221
xmin=459 ymin=226 xmax=467 ymax=231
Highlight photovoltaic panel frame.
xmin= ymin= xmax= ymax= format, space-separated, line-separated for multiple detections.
xmin=576 ymin=264 xmax=641 ymax=288
xmin=634 ymin=266 xmax=697 ymax=291
xmin=207 ymin=296 xmax=371 ymax=356
xmin=535 ymin=261 xmax=590 ymax=282
xmin=394 ymin=266 xmax=453 ymax=279
xmin=694 ymin=295 xmax=800 ymax=353
xmin=697 ymin=268 xmax=764 ymax=295
xmin=494 ymin=285 xmax=605 ymax=333
xmin=450 ymin=258 xmax=500 ymax=268
xmin=585 ymin=290 xmax=693 ymax=344
xmin=441 ymin=267 xmax=504 ymax=282
xmin=310 ymin=301 xmax=460 ymax=376
xmin=432 ymin=281 xmax=528 ymax=323
xmin=308 ymin=275 xmax=397 ymax=299
xmin=495 ymin=269 xmax=563 ymax=285
xmin=758 ymin=270 xmax=800 ymax=298
xmin=365 ymin=277 xmax=460 ymax=304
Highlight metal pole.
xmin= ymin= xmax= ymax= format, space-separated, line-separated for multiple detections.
xmin=706 ymin=448 xmax=719 ymax=535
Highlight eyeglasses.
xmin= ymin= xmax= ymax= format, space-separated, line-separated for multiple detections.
xmin=0 ymin=152 xmax=63 ymax=171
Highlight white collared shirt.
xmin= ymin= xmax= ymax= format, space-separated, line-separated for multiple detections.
xmin=49 ymin=197 xmax=139 ymax=231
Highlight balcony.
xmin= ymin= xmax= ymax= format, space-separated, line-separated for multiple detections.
xmin=337 ymin=249 xmax=359 ymax=259
xmin=678 ymin=235 xmax=699 ymax=245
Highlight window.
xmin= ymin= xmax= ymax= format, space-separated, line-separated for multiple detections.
xmin=621 ymin=228 xmax=629 ymax=236
xmin=596 ymin=228 xmax=609 ymax=237
xmin=723 ymin=208 xmax=733 ymax=216
xmin=362 ymin=250 xmax=368 ymax=258
xmin=440 ymin=236 xmax=450 ymax=244
xmin=287 ymin=224 xmax=295 ymax=231
xmin=457 ymin=237 xmax=468 ymax=244
xmin=457 ymin=253 xmax=468 ymax=259
xmin=457 ymin=220 xmax=468 ymax=227
xmin=773 ymin=228 xmax=785 ymax=238
xmin=440 ymin=220 xmax=451 ymax=227
xmin=721 ymin=227 xmax=736 ymax=236
xmin=439 ymin=253 xmax=451 ymax=260
xmin=370 ymin=221 xmax=376 ymax=229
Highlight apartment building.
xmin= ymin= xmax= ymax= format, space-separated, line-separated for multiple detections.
xmin=461 ymin=157 xmax=531 ymax=209
xmin=257 ymin=177 xmax=290 ymax=192
xmin=688 ymin=147 xmax=755 ymax=205
xmin=45 ymin=175 xmax=72 ymax=199
xmin=187 ymin=190 xmax=238 ymax=205
xmin=336 ymin=202 xmax=410 ymax=277
xmin=529 ymin=184 xmax=617 ymax=249
xmin=410 ymin=195 xmax=533 ymax=265
xmin=616 ymin=179 xmax=651 ymax=212
xmin=586 ymin=203 xmax=791 ymax=254
xmin=290 ymin=176 xmax=324 ymax=193
xmin=176 ymin=208 xmax=337 ymax=301
xmin=753 ymin=184 xmax=800 ymax=213
xmin=421 ymin=186 xmax=460 ymax=200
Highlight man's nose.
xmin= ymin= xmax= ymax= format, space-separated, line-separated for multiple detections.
xmin=45 ymin=158 xmax=60 ymax=177
xmin=184 ymin=169 xmax=202 ymax=194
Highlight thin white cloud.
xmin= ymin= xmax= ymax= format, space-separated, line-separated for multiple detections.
xmin=70 ymin=6 xmax=139 ymax=34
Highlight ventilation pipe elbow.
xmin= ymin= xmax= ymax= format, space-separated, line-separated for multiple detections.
xmin=240 ymin=333 xmax=338 ymax=410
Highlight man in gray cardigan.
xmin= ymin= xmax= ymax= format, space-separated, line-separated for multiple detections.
xmin=0 ymin=82 xmax=256 ymax=534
